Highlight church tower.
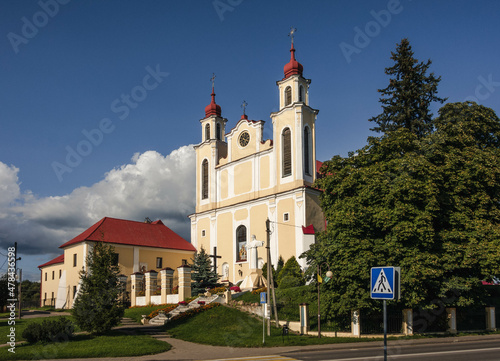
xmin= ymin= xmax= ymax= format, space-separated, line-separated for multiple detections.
xmin=271 ymin=30 xmax=318 ymax=188
xmin=189 ymin=33 xmax=324 ymax=286
xmin=194 ymin=75 xmax=228 ymax=214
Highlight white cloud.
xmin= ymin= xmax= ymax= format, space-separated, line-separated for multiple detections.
xmin=0 ymin=145 xmax=196 ymax=280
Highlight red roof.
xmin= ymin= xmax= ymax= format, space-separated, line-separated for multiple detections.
xmin=38 ymin=254 xmax=64 ymax=269
xmin=59 ymin=217 xmax=196 ymax=252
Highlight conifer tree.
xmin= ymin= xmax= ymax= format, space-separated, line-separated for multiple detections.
xmin=191 ymin=247 xmax=219 ymax=295
xmin=369 ymin=38 xmax=446 ymax=137
xmin=72 ymin=242 xmax=124 ymax=334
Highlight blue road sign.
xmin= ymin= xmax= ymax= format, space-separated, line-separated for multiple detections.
xmin=371 ymin=267 xmax=399 ymax=300
xmin=260 ymin=292 xmax=267 ymax=304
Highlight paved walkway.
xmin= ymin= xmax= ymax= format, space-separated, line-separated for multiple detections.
xmin=38 ymin=317 xmax=500 ymax=361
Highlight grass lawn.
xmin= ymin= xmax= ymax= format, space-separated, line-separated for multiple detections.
xmin=0 ymin=332 xmax=171 ymax=360
xmin=165 ymin=304 xmax=378 ymax=347
xmin=124 ymin=304 xmax=172 ymax=323
xmin=1 ymin=316 xmax=80 ymax=344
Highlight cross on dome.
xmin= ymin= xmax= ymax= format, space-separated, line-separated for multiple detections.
xmin=205 ymin=72 xmax=221 ymax=117
xmin=241 ymin=100 xmax=248 ymax=115
xmin=288 ymin=27 xmax=297 ymax=45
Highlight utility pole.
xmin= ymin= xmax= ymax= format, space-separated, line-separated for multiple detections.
xmin=266 ymin=218 xmax=271 ymax=336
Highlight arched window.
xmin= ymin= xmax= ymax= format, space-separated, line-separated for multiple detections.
xmin=299 ymin=85 xmax=304 ymax=102
xmin=304 ymin=126 xmax=311 ymax=175
xmin=216 ymin=123 xmax=221 ymax=140
xmin=202 ymin=159 xmax=208 ymax=199
xmin=285 ymin=86 xmax=292 ymax=106
xmin=236 ymin=225 xmax=247 ymax=262
xmin=282 ymin=128 xmax=292 ymax=177
xmin=205 ymin=124 xmax=210 ymax=141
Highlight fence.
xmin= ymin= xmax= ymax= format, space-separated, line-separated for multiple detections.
xmin=361 ymin=309 xmax=403 ymax=334
xmin=457 ymin=307 xmax=487 ymax=331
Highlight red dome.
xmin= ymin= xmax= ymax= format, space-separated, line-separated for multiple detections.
xmin=283 ymin=43 xmax=303 ymax=79
xmin=205 ymin=90 xmax=221 ymax=117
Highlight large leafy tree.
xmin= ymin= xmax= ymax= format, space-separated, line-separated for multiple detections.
xmin=304 ymin=102 xmax=500 ymax=319
xmin=72 ymin=242 xmax=124 ymax=334
xmin=369 ymin=38 xmax=446 ymax=137
xmin=191 ymin=247 xmax=219 ymax=295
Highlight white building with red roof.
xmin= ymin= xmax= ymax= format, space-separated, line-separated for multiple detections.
xmin=38 ymin=217 xmax=195 ymax=309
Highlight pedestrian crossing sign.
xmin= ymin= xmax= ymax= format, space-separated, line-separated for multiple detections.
xmin=370 ymin=267 xmax=400 ymax=300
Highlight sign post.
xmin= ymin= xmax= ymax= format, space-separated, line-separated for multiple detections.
xmin=371 ymin=267 xmax=400 ymax=361
xmin=260 ymin=292 xmax=267 ymax=344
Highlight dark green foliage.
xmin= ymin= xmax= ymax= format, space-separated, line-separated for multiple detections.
xmin=22 ymin=317 xmax=74 ymax=343
xmin=276 ymin=256 xmax=285 ymax=276
xmin=369 ymin=38 xmax=446 ymax=137
xmin=191 ymin=247 xmax=219 ymax=295
xmin=277 ymin=256 xmax=304 ymax=287
xmin=305 ymin=102 xmax=500 ymax=321
xmin=0 ymin=274 xmax=11 ymax=309
xmin=278 ymin=275 xmax=302 ymax=289
xmin=72 ymin=242 xmax=124 ymax=334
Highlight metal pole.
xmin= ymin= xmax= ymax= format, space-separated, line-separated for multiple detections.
xmin=383 ymin=299 xmax=387 ymax=361
xmin=262 ymin=304 xmax=265 ymax=344
xmin=18 ymin=269 xmax=22 ymax=320
xmin=266 ymin=218 xmax=271 ymax=336
xmin=317 ymin=264 xmax=321 ymax=338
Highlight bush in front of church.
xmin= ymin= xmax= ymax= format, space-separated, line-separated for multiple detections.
xmin=276 ymin=256 xmax=305 ymax=287
xmin=278 ymin=275 xmax=303 ymax=289
xmin=191 ymin=247 xmax=220 ymax=295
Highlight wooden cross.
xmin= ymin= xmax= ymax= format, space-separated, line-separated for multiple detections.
xmin=241 ymin=100 xmax=248 ymax=115
xmin=209 ymin=246 xmax=222 ymax=273
xmin=288 ymin=27 xmax=297 ymax=45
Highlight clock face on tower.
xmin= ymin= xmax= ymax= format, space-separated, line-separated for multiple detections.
xmin=239 ymin=131 xmax=250 ymax=147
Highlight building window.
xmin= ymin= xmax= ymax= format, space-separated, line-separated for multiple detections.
xmin=73 ymin=253 xmax=77 ymax=267
xmin=52 ymin=271 xmax=55 ymax=280
xmin=44 ymin=293 xmax=47 ymax=301
xmin=299 ymin=85 xmax=304 ymax=102
xmin=285 ymin=86 xmax=292 ymax=106
xmin=282 ymin=128 xmax=292 ymax=177
xmin=45 ymin=272 xmax=47 ymax=281
xmin=111 ymin=253 xmax=119 ymax=266
xmin=304 ymin=126 xmax=311 ymax=175
xmin=202 ymin=229 xmax=206 ymax=237
xmin=236 ymin=225 xmax=247 ymax=262
xmin=73 ymin=286 xmax=77 ymax=299
xmin=216 ymin=123 xmax=221 ymax=140
xmin=283 ymin=213 xmax=289 ymax=222
xmin=59 ymin=269 xmax=62 ymax=279
xmin=156 ymin=257 xmax=163 ymax=269
xmin=205 ymin=123 xmax=210 ymax=141
xmin=182 ymin=259 xmax=188 ymax=266
xmin=51 ymin=291 xmax=54 ymax=300
xmin=202 ymin=159 xmax=209 ymax=199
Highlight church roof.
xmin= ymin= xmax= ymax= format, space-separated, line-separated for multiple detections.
xmin=59 ymin=217 xmax=196 ymax=252
xmin=38 ymin=254 xmax=64 ymax=269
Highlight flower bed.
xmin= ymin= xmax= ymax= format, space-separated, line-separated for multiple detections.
xmin=147 ymin=304 xmax=178 ymax=319
xmin=209 ymin=286 xmax=227 ymax=294
xmin=251 ymin=287 xmax=267 ymax=295
xmin=197 ymin=301 xmax=205 ymax=305
xmin=230 ymin=286 xmax=241 ymax=292
xmin=178 ymin=301 xmax=188 ymax=306
xmin=169 ymin=303 xmax=221 ymax=322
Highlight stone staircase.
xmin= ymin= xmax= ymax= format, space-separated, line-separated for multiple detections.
xmin=148 ymin=294 xmax=220 ymax=325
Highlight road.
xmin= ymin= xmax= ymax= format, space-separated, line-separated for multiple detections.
xmin=282 ymin=338 xmax=500 ymax=361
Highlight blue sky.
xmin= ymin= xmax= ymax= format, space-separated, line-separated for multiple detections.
xmin=1 ymin=0 xmax=499 ymax=280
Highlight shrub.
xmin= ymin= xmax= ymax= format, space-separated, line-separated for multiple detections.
xmin=278 ymin=275 xmax=302 ymax=289
xmin=22 ymin=317 xmax=74 ymax=344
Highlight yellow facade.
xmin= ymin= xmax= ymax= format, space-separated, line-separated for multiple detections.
xmin=189 ymin=47 xmax=325 ymax=286
xmin=40 ymin=241 xmax=195 ymax=309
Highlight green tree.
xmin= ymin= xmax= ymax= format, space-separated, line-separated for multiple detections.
xmin=369 ymin=38 xmax=446 ymax=138
xmin=191 ymin=247 xmax=219 ymax=295
xmin=304 ymin=102 xmax=500 ymax=318
xmin=277 ymin=256 xmax=304 ymax=287
xmin=72 ymin=242 xmax=124 ymax=334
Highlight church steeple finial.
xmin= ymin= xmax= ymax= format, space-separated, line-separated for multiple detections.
xmin=205 ymin=73 xmax=221 ymax=117
xmin=284 ymin=27 xmax=303 ymax=79
xmin=240 ymin=100 xmax=248 ymax=120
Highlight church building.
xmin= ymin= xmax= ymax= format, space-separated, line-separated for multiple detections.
xmin=189 ymin=37 xmax=325 ymax=286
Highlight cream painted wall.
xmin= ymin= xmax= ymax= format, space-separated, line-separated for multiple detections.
xmin=40 ymin=263 xmax=64 ymax=306
xmin=277 ymin=197 xmax=296 ymax=262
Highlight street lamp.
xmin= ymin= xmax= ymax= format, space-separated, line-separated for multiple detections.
xmin=317 ymin=262 xmax=333 ymax=338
